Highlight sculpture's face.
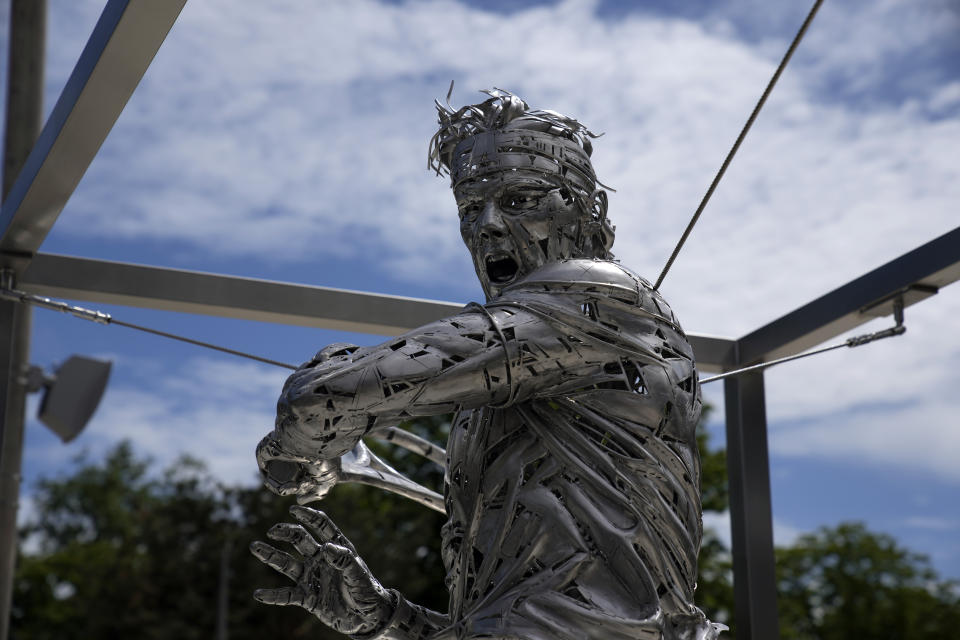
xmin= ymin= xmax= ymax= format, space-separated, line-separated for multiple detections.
xmin=455 ymin=169 xmax=587 ymax=299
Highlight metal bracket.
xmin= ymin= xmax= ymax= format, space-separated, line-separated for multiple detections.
xmin=859 ymin=284 xmax=937 ymax=319
xmin=0 ymin=269 xmax=14 ymax=291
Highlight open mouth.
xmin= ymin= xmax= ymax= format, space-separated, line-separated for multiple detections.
xmin=485 ymin=253 xmax=520 ymax=284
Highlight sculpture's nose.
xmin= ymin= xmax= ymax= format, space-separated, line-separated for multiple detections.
xmin=477 ymin=201 xmax=507 ymax=240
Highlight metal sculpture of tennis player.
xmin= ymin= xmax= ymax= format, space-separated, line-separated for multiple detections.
xmin=251 ymin=88 xmax=723 ymax=640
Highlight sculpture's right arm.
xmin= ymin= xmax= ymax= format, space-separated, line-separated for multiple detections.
xmin=261 ymin=293 xmax=660 ymax=488
xmin=256 ymin=308 xmax=528 ymax=640
xmin=267 ymin=307 xmax=512 ymax=464
xmin=267 ymin=298 xmax=622 ymax=466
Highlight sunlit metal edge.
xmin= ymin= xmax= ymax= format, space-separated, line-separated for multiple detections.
xmin=0 ymin=0 xmax=187 ymax=265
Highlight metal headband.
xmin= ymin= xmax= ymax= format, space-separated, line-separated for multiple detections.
xmin=450 ymin=129 xmax=597 ymax=194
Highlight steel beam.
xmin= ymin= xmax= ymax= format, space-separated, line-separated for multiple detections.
xmin=0 ymin=0 xmax=186 ymax=269
xmin=20 ymin=253 xmax=467 ymax=337
xmin=1 ymin=0 xmax=45 ymax=198
xmin=0 ymin=2 xmax=43 ymax=638
xmin=737 ymin=225 xmax=960 ymax=365
xmin=724 ymin=372 xmax=779 ymax=640
xmin=20 ymin=253 xmax=737 ymax=370
xmin=0 ymin=301 xmax=29 ymax=640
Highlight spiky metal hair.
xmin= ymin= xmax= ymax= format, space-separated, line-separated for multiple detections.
xmin=428 ymin=85 xmax=615 ymax=256
xmin=428 ymin=86 xmax=601 ymax=177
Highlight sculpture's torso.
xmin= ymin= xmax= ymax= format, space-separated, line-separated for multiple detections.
xmin=439 ymin=260 xmax=710 ymax=640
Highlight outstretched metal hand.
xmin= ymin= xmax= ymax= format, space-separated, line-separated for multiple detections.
xmin=250 ymin=505 xmax=395 ymax=638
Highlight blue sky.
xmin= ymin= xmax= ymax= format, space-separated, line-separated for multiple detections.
xmin=2 ymin=0 xmax=959 ymax=582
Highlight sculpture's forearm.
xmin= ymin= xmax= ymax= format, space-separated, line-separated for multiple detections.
xmin=274 ymin=310 xmax=512 ymax=460
xmin=274 ymin=299 xmax=634 ymax=462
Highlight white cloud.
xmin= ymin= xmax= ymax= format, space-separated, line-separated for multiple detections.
xmin=46 ymin=0 xmax=955 ymax=326
xmin=764 ymin=284 xmax=960 ymax=482
xmin=37 ymin=1 xmax=960 ymax=489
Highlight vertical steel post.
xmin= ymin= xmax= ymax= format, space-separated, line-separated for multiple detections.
xmin=724 ymin=372 xmax=779 ymax=640
xmin=0 ymin=1 xmax=45 ymax=638
xmin=216 ymin=537 xmax=232 ymax=640
xmin=0 ymin=297 xmax=29 ymax=640
xmin=2 ymin=0 xmax=46 ymax=198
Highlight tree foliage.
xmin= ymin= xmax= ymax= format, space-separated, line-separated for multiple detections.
xmin=13 ymin=416 xmax=451 ymax=640
xmin=12 ymin=412 xmax=960 ymax=639
xmin=776 ymin=523 xmax=960 ymax=640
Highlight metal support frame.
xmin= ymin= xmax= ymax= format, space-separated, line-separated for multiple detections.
xmin=713 ymin=223 xmax=960 ymax=638
xmin=0 ymin=3 xmax=185 ymax=639
xmin=724 ymin=372 xmax=779 ymax=639
xmin=0 ymin=1 xmax=45 ymax=638
xmin=738 ymin=225 xmax=960 ymax=365
xmin=18 ymin=252 xmax=738 ymax=372
xmin=0 ymin=300 xmax=30 ymax=640
xmin=0 ymin=0 xmax=187 ymax=271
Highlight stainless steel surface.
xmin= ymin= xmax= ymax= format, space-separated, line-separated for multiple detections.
xmin=254 ymin=92 xmax=722 ymax=639
xmin=0 ymin=2 xmax=43 ymax=637
xmin=0 ymin=284 xmax=297 ymax=369
xmin=339 ymin=440 xmax=444 ymax=514
xmin=0 ymin=0 xmax=186 ymax=269
xmin=20 ymin=253 xmax=735 ymax=371
xmin=373 ymin=427 xmax=447 ymax=467
xmin=723 ymin=373 xmax=779 ymax=640
xmin=1 ymin=0 xmax=45 ymax=199
xmin=700 ymin=321 xmax=907 ymax=384
xmin=0 ymin=300 xmax=29 ymax=640
xmin=0 ymin=1 xmax=951 ymax=636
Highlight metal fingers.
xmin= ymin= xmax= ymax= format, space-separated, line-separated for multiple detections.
xmin=267 ymin=522 xmax=321 ymax=558
xmin=250 ymin=540 xmax=303 ymax=582
xmin=253 ymin=586 xmax=308 ymax=607
xmin=290 ymin=504 xmax=358 ymax=555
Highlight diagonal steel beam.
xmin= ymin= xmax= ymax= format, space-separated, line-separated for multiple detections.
xmin=737 ymin=225 xmax=960 ymax=366
xmin=19 ymin=253 xmax=737 ymax=370
xmin=0 ymin=0 xmax=186 ymax=270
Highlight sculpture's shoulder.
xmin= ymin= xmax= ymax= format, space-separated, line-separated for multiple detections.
xmin=504 ymin=258 xmax=648 ymax=297
xmin=501 ymin=259 xmax=681 ymax=326
xmin=496 ymin=259 xmax=687 ymax=334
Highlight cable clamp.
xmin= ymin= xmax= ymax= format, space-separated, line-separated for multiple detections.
xmin=846 ymin=294 xmax=906 ymax=348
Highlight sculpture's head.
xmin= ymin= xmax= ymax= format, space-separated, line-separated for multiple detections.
xmin=429 ymin=88 xmax=615 ymax=299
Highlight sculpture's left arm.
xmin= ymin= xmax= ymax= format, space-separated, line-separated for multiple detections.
xmin=251 ymin=505 xmax=449 ymax=640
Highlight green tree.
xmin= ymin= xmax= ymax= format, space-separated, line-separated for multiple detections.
xmin=12 ymin=416 xmax=451 ymax=640
xmin=690 ymin=410 xmax=960 ymax=640
xmin=776 ymin=523 xmax=960 ymax=640
xmin=13 ymin=414 xmax=960 ymax=639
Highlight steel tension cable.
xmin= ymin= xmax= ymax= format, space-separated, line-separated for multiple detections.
xmin=0 ymin=282 xmax=297 ymax=370
xmin=654 ymin=0 xmax=824 ymax=291
xmin=699 ymin=296 xmax=907 ymax=385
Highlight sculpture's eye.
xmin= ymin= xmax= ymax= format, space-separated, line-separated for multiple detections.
xmin=500 ymin=187 xmax=548 ymax=214
xmin=458 ymin=200 xmax=482 ymax=222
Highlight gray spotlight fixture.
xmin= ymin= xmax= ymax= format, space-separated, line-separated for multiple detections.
xmin=23 ymin=355 xmax=112 ymax=443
